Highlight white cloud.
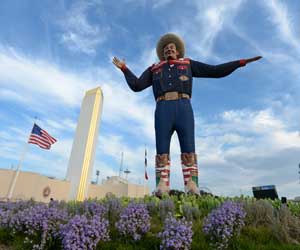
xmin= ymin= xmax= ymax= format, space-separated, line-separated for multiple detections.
xmin=0 ymin=88 xmax=28 ymax=104
xmin=93 ymin=160 xmax=119 ymax=183
xmin=0 ymin=47 xmax=155 ymax=146
xmin=193 ymin=108 xmax=300 ymax=198
xmin=61 ymin=32 xmax=105 ymax=55
xmin=23 ymin=150 xmax=68 ymax=178
xmin=51 ymin=138 xmax=73 ymax=161
xmin=94 ymin=106 xmax=298 ymax=197
xmin=197 ymin=108 xmax=299 ymax=159
xmin=96 ymin=133 xmax=152 ymax=186
xmin=43 ymin=118 xmax=77 ymax=133
xmin=0 ymin=45 xmax=157 ymax=184
xmin=173 ymin=0 xmax=245 ymax=59
xmin=152 ymin=0 xmax=172 ymax=9
xmin=58 ymin=1 xmax=109 ymax=55
xmin=0 ymin=141 xmax=22 ymax=162
xmin=100 ymin=82 xmax=155 ymax=140
xmin=262 ymin=0 xmax=300 ymax=55
xmin=231 ymin=25 xmax=300 ymax=82
xmin=0 ymin=47 xmax=89 ymax=108
xmin=229 ymin=10 xmax=300 ymax=109
xmin=221 ymin=109 xmax=285 ymax=134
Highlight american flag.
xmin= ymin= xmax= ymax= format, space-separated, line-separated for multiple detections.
xmin=28 ymin=123 xmax=57 ymax=150
xmin=144 ymin=147 xmax=148 ymax=180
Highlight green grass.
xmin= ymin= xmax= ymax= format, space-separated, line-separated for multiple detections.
xmin=229 ymin=227 xmax=300 ymax=250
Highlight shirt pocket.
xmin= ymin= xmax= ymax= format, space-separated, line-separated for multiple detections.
xmin=177 ymin=65 xmax=188 ymax=75
xmin=177 ymin=65 xmax=189 ymax=82
xmin=153 ymin=68 xmax=162 ymax=80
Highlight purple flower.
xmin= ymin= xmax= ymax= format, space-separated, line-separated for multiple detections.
xmin=0 ymin=200 xmax=35 ymax=228
xmin=158 ymin=213 xmax=193 ymax=250
xmin=60 ymin=214 xmax=110 ymax=250
xmin=115 ymin=202 xmax=151 ymax=241
xmin=82 ymin=200 xmax=108 ymax=218
xmin=0 ymin=207 xmax=10 ymax=228
xmin=7 ymin=202 xmax=69 ymax=249
xmin=203 ymin=201 xmax=246 ymax=250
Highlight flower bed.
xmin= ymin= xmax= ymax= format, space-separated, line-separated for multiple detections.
xmin=0 ymin=195 xmax=300 ymax=250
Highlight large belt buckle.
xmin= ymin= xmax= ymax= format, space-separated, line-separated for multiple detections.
xmin=164 ymin=91 xmax=179 ymax=101
xmin=182 ymin=93 xmax=189 ymax=99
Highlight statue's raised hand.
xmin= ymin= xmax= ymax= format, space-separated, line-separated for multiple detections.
xmin=112 ymin=57 xmax=126 ymax=69
xmin=245 ymin=56 xmax=262 ymax=64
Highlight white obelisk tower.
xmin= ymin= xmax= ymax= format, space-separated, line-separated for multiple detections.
xmin=66 ymin=87 xmax=103 ymax=201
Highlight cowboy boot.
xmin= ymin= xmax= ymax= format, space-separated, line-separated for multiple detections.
xmin=155 ymin=154 xmax=170 ymax=196
xmin=181 ymin=152 xmax=200 ymax=195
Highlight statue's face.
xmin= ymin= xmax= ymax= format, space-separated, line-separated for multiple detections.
xmin=163 ymin=43 xmax=179 ymax=60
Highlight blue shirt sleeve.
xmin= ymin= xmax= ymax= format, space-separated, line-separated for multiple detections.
xmin=190 ymin=59 xmax=242 ymax=78
xmin=122 ymin=67 xmax=153 ymax=92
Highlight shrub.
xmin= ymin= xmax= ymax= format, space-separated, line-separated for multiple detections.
xmin=60 ymin=214 xmax=110 ymax=250
xmin=9 ymin=203 xmax=68 ymax=249
xmin=271 ymin=205 xmax=300 ymax=244
xmin=115 ymin=202 xmax=150 ymax=241
xmin=105 ymin=197 xmax=123 ymax=225
xmin=182 ymin=203 xmax=201 ymax=221
xmin=203 ymin=201 xmax=246 ymax=250
xmin=159 ymin=199 xmax=175 ymax=220
xmin=82 ymin=200 xmax=108 ymax=217
xmin=243 ymin=199 xmax=275 ymax=227
xmin=243 ymin=199 xmax=300 ymax=244
xmin=158 ymin=213 xmax=193 ymax=250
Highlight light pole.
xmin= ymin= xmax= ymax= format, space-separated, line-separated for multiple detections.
xmin=96 ymin=170 xmax=100 ymax=184
xmin=124 ymin=168 xmax=131 ymax=180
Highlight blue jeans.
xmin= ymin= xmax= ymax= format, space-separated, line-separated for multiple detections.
xmin=155 ymin=99 xmax=195 ymax=154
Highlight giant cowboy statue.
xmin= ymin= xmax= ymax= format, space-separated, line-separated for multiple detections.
xmin=113 ymin=33 xmax=262 ymax=196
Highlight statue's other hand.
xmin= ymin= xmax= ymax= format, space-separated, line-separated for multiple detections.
xmin=112 ymin=57 xmax=126 ymax=69
xmin=245 ymin=56 xmax=262 ymax=64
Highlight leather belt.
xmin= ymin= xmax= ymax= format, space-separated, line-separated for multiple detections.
xmin=156 ymin=91 xmax=190 ymax=102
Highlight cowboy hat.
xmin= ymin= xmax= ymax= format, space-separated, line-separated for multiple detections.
xmin=156 ymin=33 xmax=185 ymax=61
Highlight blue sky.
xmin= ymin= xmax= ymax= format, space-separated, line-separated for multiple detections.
xmin=0 ymin=0 xmax=300 ymax=198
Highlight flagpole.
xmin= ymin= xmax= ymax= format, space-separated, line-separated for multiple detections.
xmin=143 ymin=144 xmax=146 ymax=196
xmin=7 ymin=119 xmax=36 ymax=200
xmin=7 ymin=142 xmax=30 ymax=200
xmin=143 ymin=175 xmax=145 ymax=196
